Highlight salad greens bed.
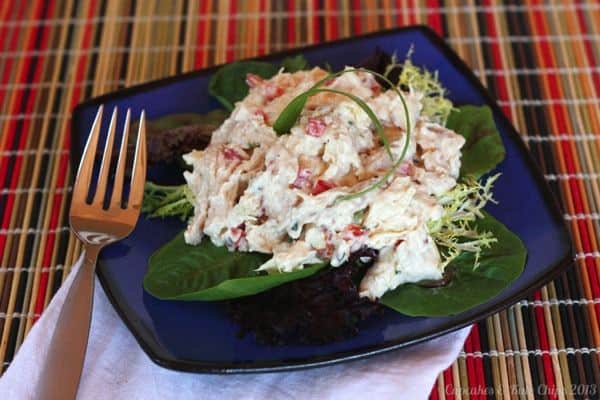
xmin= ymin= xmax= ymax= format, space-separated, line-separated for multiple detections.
xmin=142 ymin=53 xmax=527 ymax=317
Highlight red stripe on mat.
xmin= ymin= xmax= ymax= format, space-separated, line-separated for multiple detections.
xmin=226 ymin=0 xmax=237 ymax=61
xmin=352 ymin=0 xmax=362 ymax=35
xmin=286 ymin=0 xmax=296 ymax=44
xmin=258 ymin=0 xmax=266 ymax=56
xmin=407 ymin=0 xmax=417 ymax=25
xmin=532 ymin=291 xmax=558 ymax=400
xmin=426 ymin=0 xmax=442 ymax=36
xmin=194 ymin=0 xmax=210 ymax=69
xmin=312 ymin=0 xmax=320 ymax=43
xmin=463 ymin=334 xmax=480 ymax=400
xmin=429 ymin=381 xmax=439 ymax=400
xmin=393 ymin=0 xmax=403 ymax=27
xmin=327 ymin=0 xmax=340 ymax=40
xmin=443 ymin=367 xmax=455 ymax=400
xmin=326 ymin=0 xmax=338 ymax=40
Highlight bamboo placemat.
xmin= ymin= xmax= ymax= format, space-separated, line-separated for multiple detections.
xmin=1 ymin=1 xmax=599 ymax=398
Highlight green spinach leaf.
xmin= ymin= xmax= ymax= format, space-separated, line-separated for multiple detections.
xmin=208 ymin=61 xmax=280 ymax=111
xmin=281 ymin=54 xmax=309 ymax=72
xmin=143 ymin=232 xmax=326 ymax=301
xmin=447 ymin=105 xmax=506 ymax=178
xmin=208 ymin=56 xmax=310 ymax=111
xmin=380 ymin=212 xmax=526 ymax=316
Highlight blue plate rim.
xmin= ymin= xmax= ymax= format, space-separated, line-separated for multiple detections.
xmin=71 ymin=25 xmax=574 ymax=373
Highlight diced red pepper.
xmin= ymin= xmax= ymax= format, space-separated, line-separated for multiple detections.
xmin=365 ymin=75 xmax=381 ymax=94
xmin=255 ymin=109 xmax=269 ymax=124
xmin=341 ymin=224 xmax=365 ymax=240
xmin=311 ymin=179 xmax=335 ymax=195
xmin=371 ymin=82 xmax=381 ymax=95
xmin=292 ymin=168 xmax=312 ymax=190
xmin=306 ymin=118 xmax=327 ymax=137
xmin=263 ymin=83 xmax=284 ymax=101
xmin=245 ymin=73 xmax=264 ymax=88
xmin=346 ymin=224 xmax=364 ymax=236
xmin=223 ymin=147 xmax=245 ymax=161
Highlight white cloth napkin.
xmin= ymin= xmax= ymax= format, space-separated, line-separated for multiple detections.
xmin=0 ymin=256 xmax=470 ymax=400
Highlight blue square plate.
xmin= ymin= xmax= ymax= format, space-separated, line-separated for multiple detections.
xmin=72 ymin=26 xmax=572 ymax=373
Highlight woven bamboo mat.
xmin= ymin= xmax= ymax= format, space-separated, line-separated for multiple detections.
xmin=1 ymin=1 xmax=599 ymax=398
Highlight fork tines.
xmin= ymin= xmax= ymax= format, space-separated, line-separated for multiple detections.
xmin=71 ymin=106 xmax=146 ymax=211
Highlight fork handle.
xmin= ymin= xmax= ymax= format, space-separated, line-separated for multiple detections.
xmin=36 ymin=246 xmax=100 ymax=400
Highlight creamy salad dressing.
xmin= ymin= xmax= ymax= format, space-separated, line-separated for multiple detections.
xmin=183 ymin=67 xmax=465 ymax=300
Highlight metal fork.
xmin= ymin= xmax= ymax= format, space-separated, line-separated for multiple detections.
xmin=36 ymin=106 xmax=146 ymax=400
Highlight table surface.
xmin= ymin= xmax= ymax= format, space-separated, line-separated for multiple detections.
xmin=0 ymin=1 xmax=599 ymax=398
